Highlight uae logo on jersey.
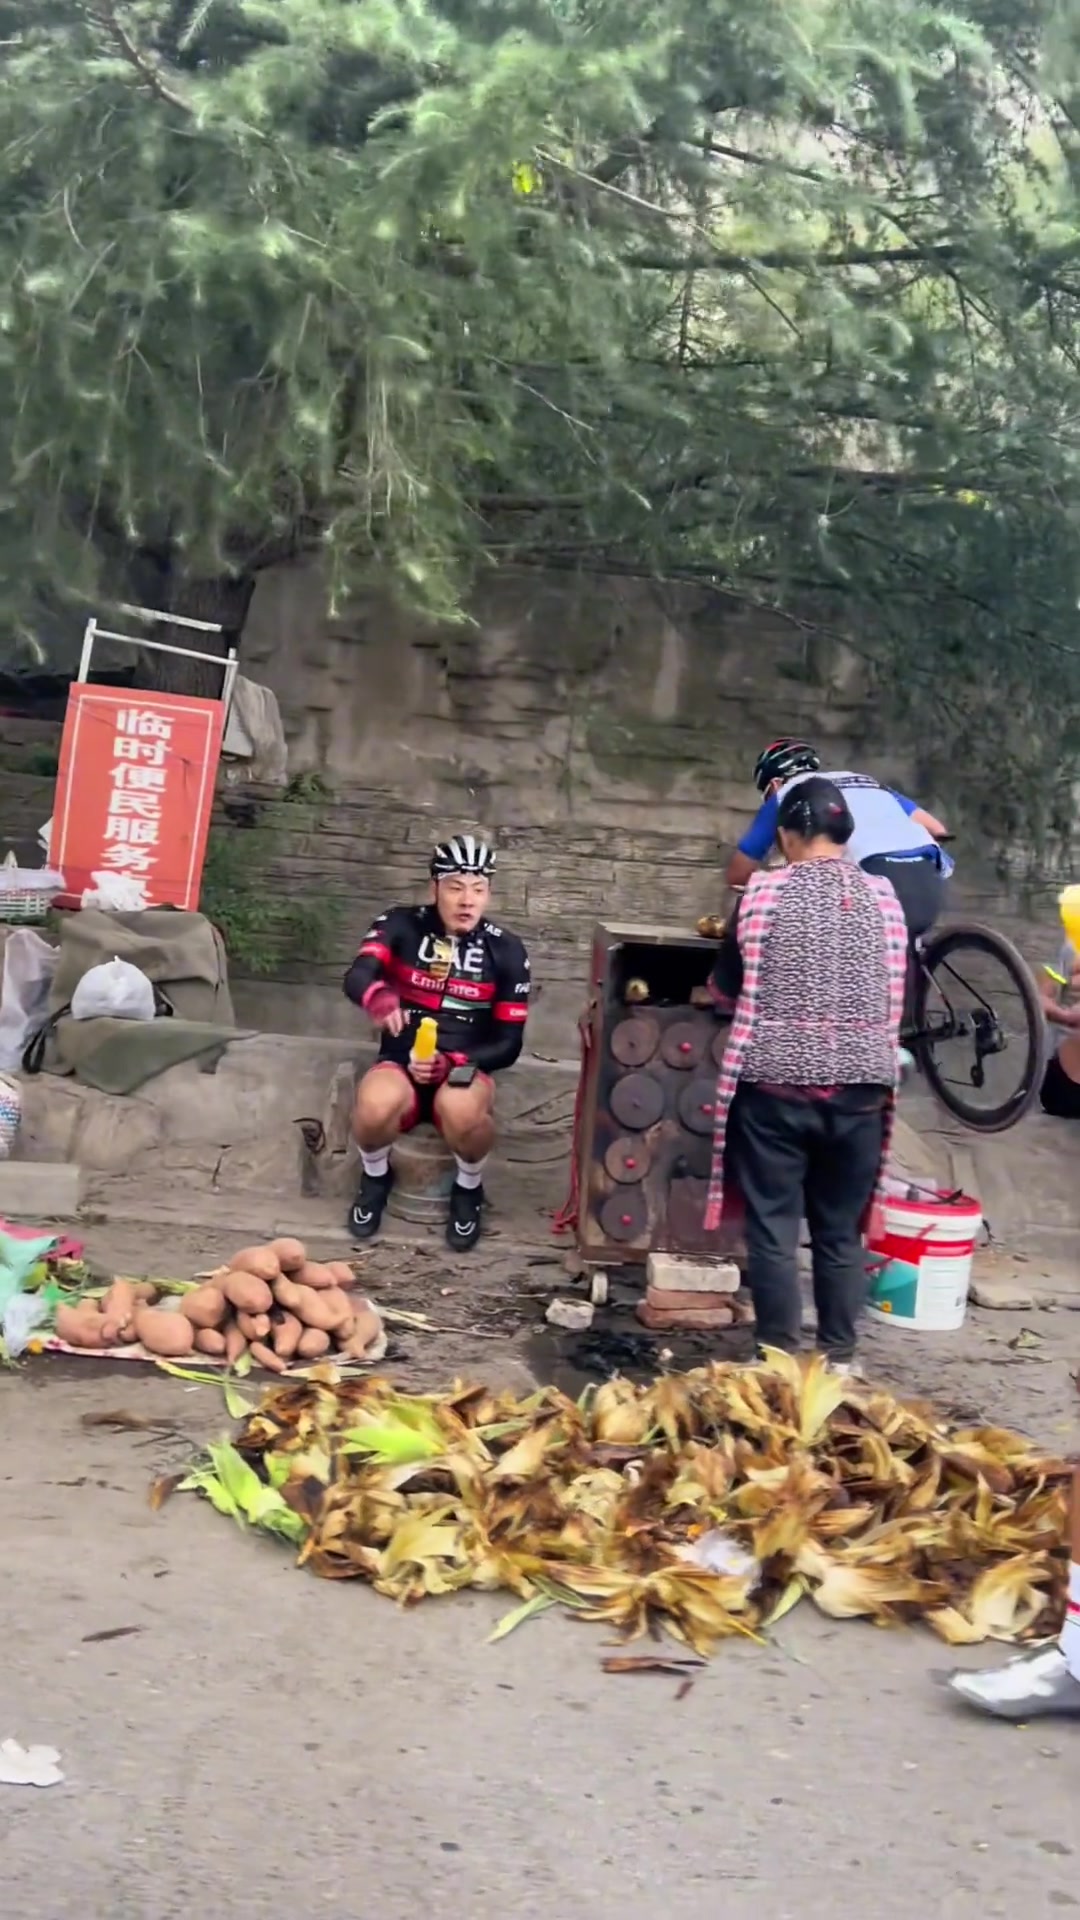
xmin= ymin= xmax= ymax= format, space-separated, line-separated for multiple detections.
xmin=417 ymin=935 xmax=455 ymax=981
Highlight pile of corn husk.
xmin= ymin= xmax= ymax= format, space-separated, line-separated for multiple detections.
xmin=166 ymin=1353 xmax=1071 ymax=1654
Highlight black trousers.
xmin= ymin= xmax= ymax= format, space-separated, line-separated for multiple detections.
xmin=1040 ymin=1051 xmax=1080 ymax=1118
xmin=859 ymin=853 xmax=944 ymax=940
xmin=732 ymin=1084 xmax=886 ymax=1360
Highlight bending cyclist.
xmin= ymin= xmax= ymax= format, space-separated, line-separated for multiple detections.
xmin=728 ymin=739 xmax=951 ymax=939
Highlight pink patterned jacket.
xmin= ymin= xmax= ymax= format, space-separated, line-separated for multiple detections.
xmin=703 ymin=862 xmax=909 ymax=1234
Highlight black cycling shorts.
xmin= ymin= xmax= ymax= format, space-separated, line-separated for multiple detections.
xmin=860 ymin=853 xmax=945 ymax=940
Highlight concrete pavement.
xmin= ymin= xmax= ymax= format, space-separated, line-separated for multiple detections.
xmin=3 ymin=1309 xmax=1080 ymax=1920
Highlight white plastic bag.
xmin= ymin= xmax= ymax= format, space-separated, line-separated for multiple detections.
xmin=0 ymin=1072 xmax=20 ymax=1159
xmin=1 ymin=1289 xmax=48 ymax=1359
xmin=80 ymin=871 xmax=150 ymax=911
xmin=70 ymin=957 xmax=155 ymax=1023
xmin=0 ymin=930 xmax=58 ymax=1070
xmin=0 ymin=1738 xmax=64 ymax=1788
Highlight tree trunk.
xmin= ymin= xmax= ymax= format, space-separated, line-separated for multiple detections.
xmin=139 ymin=570 xmax=254 ymax=697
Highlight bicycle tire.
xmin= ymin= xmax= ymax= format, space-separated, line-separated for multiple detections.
xmin=913 ymin=922 xmax=1046 ymax=1132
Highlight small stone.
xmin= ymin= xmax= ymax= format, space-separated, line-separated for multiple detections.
xmin=969 ymin=1275 xmax=1036 ymax=1311
xmin=646 ymin=1253 xmax=740 ymax=1296
xmin=545 ymin=1297 xmax=594 ymax=1331
xmin=636 ymin=1301 xmax=735 ymax=1331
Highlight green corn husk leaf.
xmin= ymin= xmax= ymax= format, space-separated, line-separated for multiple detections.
xmin=153 ymin=1359 xmax=253 ymax=1418
xmin=206 ymin=1439 xmax=264 ymax=1511
xmin=223 ymin=1379 xmax=254 ymax=1419
xmin=197 ymin=1441 xmax=306 ymax=1542
xmin=342 ymin=1423 xmax=444 ymax=1464
xmin=178 ymin=1465 xmax=241 ymax=1519
xmin=155 ymin=1361 xmax=227 ymax=1387
xmin=342 ymin=1397 xmax=449 ymax=1463
xmin=761 ymin=1576 xmax=807 ymax=1627
xmin=265 ymin=1452 xmax=291 ymax=1490
xmin=488 ymin=1591 xmax=554 ymax=1642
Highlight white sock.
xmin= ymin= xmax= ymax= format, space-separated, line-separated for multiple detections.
xmin=1061 ymin=1562 xmax=1080 ymax=1680
xmin=360 ymin=1146 xmax=390 ymax=1179
xmin=454 ymin=1154 xmax=488 ymax=1191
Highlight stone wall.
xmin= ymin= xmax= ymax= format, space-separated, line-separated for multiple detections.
xmin=0 ymin=716 xmax=61 ymax=864
xmin=232 ymin=562 xmax=894 ymax=1047
xmin=0 ymin=563 xmax=1062 ymax=1056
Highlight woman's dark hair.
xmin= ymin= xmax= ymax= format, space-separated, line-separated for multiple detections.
xmin=777 ymin=776 xmax=854 ymax=846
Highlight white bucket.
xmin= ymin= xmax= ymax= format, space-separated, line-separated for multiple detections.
xmin=864 ymin=1187 xmax=982 ymax=1331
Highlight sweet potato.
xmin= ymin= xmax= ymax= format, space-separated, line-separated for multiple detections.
xmin=249 ymin=1339 xmax=287 ymax=1374
xmin=293 ymin=1284 xmax=353 ymax=1332
xmin=180 ymin=1285 xmax=227 ymax=1330
xmin=268 ymin=1237 xmax=306 ymax=1273
xmin=133 ymin=1306 xmax=195 ymax=1358
xmin=297 ymin=1260 xmax=344 ymax=1291
xmin=271 ymin=1310 xmax=303 ymax=1361
xmin=55 ymin=1302 xmax=107 ymax=1349
xmin=100 ymin=1280 xmax=137 ymax=1345
xmin=132 ymin=1281 xmax=158 ymax=1305
xmin=337 ymin=1302 xmax=384 ymax=1362
xmin=324 ymin=1260 xmax=359 ymax=1290
xmin=224 ymin=1323 xmax=248 ymax=1367
xmin=237 ymin=1309 xmax=271 ymax=1342
xmin=296 ymin=1326 xmax=331 ymax=1359
xmin=320 ymin=1287 xmax=355 ymax=1329
xmin=220 ymin=1269 xmax=273 ymax=1315
xmin=228 ymin=1245 xmax=281 ymax=1284
xmin=194 ymin=1327 xmax=227 ymax=1356
xmin=272 ymin=1274 xmax=304 ymax=1313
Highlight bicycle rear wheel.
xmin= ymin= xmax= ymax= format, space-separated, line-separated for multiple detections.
xmin=912 ymin=923 xmax=1045 ymax=1132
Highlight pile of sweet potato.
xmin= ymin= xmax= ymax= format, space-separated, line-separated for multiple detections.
xmin=53 ymin=1238 xmax=384 ymax=1372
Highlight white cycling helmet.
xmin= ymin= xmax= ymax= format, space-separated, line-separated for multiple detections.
xmin=430 ymin=834 xmax=496 ymax=878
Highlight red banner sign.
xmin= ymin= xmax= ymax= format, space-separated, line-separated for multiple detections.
xmin=51 ymin=685 xmax=225 ymax=909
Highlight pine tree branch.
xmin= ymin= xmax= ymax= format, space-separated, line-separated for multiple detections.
xmin=624 ymin=242 xmax=964 ymax=272
xmin=700 ymin=138 xmax=826 ymax=185
xmin=78 ymin=1 xmax=193 ymax=114
xmin=589 ymin=77 xmax=788 ymax=184
xmin=621 ymin=240 xmax=1080 ymax=302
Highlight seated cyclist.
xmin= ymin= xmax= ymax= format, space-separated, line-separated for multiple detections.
xmin=727 ymin=738 xmax=952 ymax=938
xmin=343 ymin=836 xmax=530 ymax=1252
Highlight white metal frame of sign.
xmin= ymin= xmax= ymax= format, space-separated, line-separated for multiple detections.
xmin=77 ymin=602 xmax=240 ymax=711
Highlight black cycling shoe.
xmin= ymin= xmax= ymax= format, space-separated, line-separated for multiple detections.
xmin=446 ymin=1181 xmax=485 ymax=1252
xmin=348 ymin=1166 xmax=394 ymax=1241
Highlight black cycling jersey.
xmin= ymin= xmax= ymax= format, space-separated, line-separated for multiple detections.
xmin=343 ymin=904 xmax=530 ymax=1073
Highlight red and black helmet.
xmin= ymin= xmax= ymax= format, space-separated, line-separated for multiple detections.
xmin=753 ymin=738 xmax=820 ymax=794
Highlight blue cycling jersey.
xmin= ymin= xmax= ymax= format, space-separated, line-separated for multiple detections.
xmin=737 ymin=771 xmax=952 ymax=874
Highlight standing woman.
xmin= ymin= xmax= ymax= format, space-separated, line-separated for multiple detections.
xmin=704 ymin=777 xmax=908 ymax=1366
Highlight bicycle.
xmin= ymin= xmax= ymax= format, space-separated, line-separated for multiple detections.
xmin=901 ymin=838 xmax=1045 ymax=1132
